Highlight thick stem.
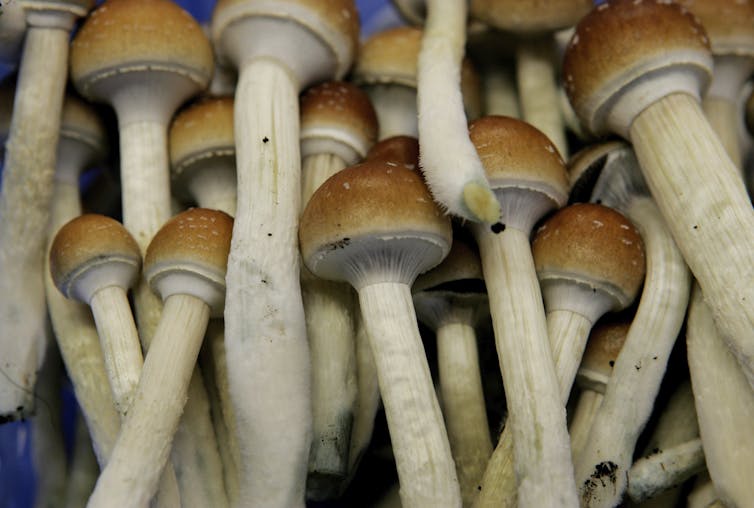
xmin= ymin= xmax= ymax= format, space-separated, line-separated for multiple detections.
xmin=568 ymin=390 xmax=603 ymax=459
xmin=630 ymin=93 xmax=754 ymax=390
xmin=573 ymin=197 xmax=691 ymax=508
xmin=547 ymin=310 xmax=595 ymax=401
xmin=687 ymin=285 xmax=754 ymax=508
xmin=89 ymin=286 xmax=144 ymax=417
xmin=366 ymin=85 xmax=418 ymax=140
xmin=224 ymin=59 xmax=310 ymax=508
xmin=702 ymin=96 xmax=742 ymax=171
xmin=186 ymin=162 xmax=237 ymax=217
xmin=359 ymin=282 xmax=461 ymax=508
xmin=474 ymin=227 xmax=578 ymax=508
xmin=0 ymin=22 xmax=71 ymax=419
xmin=436 ymin=321 xmax=492 ymax=507
xmin=516 ymin=36 xmax=568 ymax=158
xmin=87 ymin=294 xmax=210 ymax=508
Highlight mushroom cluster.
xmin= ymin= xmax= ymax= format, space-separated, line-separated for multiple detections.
xmin=1 ymin=1 xmax=754 ymax=507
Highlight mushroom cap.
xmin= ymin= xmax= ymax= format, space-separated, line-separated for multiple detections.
xmin=413 ymin=234 xmax=484 ymax=293
xmin=19 ymin=0 xmax=93 ymax=17
xmin=300 ymin=81 xmax=378 ymax=164
xmin=567 ymin=140 xmax=627 ymax=203
xmin=470 ymin=0 xmax=592 ymax=34
xmin=169 ymin=96 xmax=235 ymax=182
xmin=211 ymin=0 xmax=359 ymax=81
xmin=578 ymin=318 xmax=630 ymax=389
xmin=364 ymin=135 xmax=420 ymax=168
xmin=532 ymin=202 xmax=646 ymax=311
xmin=49 ymin=214 xmax=141 ymax=304
xmin=70 ymin=0 xmax=214 ymax=99
xmin=299 ymin=159 xmax=452 ymax=288
xmin=677 ymin=0 xmax=754 ymax=58
xmin=144 ymin=208 xmax=233 ymax=317
xmin=562 ymin=0 xmax=713 ymax=137
xmin=354 ymin=26 xmax=423 ymax=88
xmin=60 ymin=93 xmax=108 ymax=160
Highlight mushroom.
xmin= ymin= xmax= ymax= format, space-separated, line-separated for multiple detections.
xmin=568 ymin=142 xmax=692 ymax=508
xmin=563 ymin=0 xmax=754 ymax=391
xmin=210 ymin=1 xmax=359 ymax=504
xmin=568 ymin=318 xmax=629 ymax=458
xmin=687 ymin=284 xmax=754 ymax=507
xmin=412 ymin=234 xmax=493 ymax=507
xmin=86 ymin=208 xmax=232 ymax=508
xmin=298 ymin=80 xmax=377 ymax=499
xmin=469 ymin=0 xmax=592 ymax=158
xmin=299 ymin=160 xmax=461 ymax=507
xmin=466 ymin=115 xmax=576 ymax=508
xmin=677 ymin=0 xmax=754 ymax=171
xmin=0 ymin=0 xmax=92 ymax=421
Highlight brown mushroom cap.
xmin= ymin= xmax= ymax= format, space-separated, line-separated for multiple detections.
xmin=354 ymin=26 xmax=423 ymax=88
xmin=364 ymin=135 xmax=420 ymax=168
xmin=299 ymin=160 xmax=452 ymax=287
xmin=49 ymin=214 xmax=141 ymax=303
xmin=300 ymin=81 xmax=378 ymax=163
xmin=578 ymin=318 xmax=630 ymax=389
xmin=211 ymin=0 xmax=359 ymax=81
xmin=70 ymin=0 xmax=214 ymax=99
xmin=169 ymin=96 xmax=235 ymax=181
xmin=470 ymin=0 xmax=592 ymax=34
xmin=144 ymin=207 xmax=233 ymax=316
xmin=60 ymin=94 xmax=108 ymax=161
xmin=532 ymin=202 xmax=646 ymax=311
xmin=562 ymin=0 xmax=713 ymax=137
xmin=413 ymin=234 xmax=484 ymax=293
xmin=677 ymin=0 xmax=754 ymax=58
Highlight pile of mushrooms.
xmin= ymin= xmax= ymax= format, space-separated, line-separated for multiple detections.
xmin=2 ymin=0 xmax=754 ymax=507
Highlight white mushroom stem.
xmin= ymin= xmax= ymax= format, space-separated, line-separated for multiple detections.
xmin=574 ymin=200 xmax=691 ymax=508
xmin=703 ymin=96 xmax=743 ymax=171
xmin=417 ymin=0 xmax=500 ymax=223
xmin=88 ymin=293 xmax=211 ymax=508
xmin=224 ymin=58 xmax=310 ymax=507
xmin=687 ymin=284 xmax=754 ymax=507
xmin=0 ymin=10 xmax=77 ymax=419
xmin=687 ymin=473 xmax=722 ymax=508
xmin=435 ymin=318 xmax=493 ymax=507
xmin=185 ymin=159 xmax=237 ymax=216
xmin=630 ymin=92 xmax=754 ymax=390
xmin=358 ymin=282 xmax=460 ymax=507
xmin=301 ymin=152 xmax=346 ymax=205
xmin=516 ymin=37 xmax=568 ymax=158
xmin=480 ymin=65 xmax=520 ymax=118
xmin=627 ymin=438 xmax=706 ymax=503
xmin=368 ymin=84 xmax=419 ymax=140
xmin=474 ymin=227 xmax=578 ymax=508
xmin=568 ymin=390 xmax=603 ymax=458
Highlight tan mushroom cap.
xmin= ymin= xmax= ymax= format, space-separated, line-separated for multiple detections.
xmin=60 ymin=94 xmax=108 ymax=158
xmin=354 ymin=26 xmax=423 ymax=88
xmin=49 ymin=214 xmax=141 ymax=300
xmin=413 ymin=235 xmax=484 ymax=293
xmin=144 ymin=207 xmax=233 ymax=315
xmin=300 ymin=81 xmax=378 ymax=162
xmin=169 ymin=96 xmax=235 ymax=179
xmin=470 ymin=0 xmax=592 ymax=34
xmin=677 ymin=0 xmax=754 ymax=57
xmin=19 ymin=0 xmax=93 ymax=17
xmin=299 ymin=160 xmax=452 ymax=284
xmin=70 ymin=0 xmax=214 ymax=98
xmin=364 ymin=135 xmax=420 ymax=168
xmin=562 ymin=0 xmax=712 ymax=136
xmin=212 ymin=0 xmax=359 ymax=80
xmin=580 ymin=318 xmax=630 ymax=381
xmin=468 ymin=115 xmax=569 ymax=200
xmin=532 ymin=202 xmax=646 ymax=310
xmin=567 ymin=140 xmax=627 ymax=202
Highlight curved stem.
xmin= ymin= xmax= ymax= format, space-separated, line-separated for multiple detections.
xmin=474 ymin=227 xmax=578 ymax=508
xmin=359 ymin=282 xmax=461 ymax=507
xmin=436 ymin=321 xmax=492 ymax=507
xmin=224 ymin=58 xmax=310 ymax=508
xmin=630 ymin=93 xmax=754 ymax=390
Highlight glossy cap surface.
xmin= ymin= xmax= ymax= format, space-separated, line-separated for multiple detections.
xmin=580 ymin=319 xmax=629 ymax=380
xmin=354 ymin=26 xmax=423 ymax=88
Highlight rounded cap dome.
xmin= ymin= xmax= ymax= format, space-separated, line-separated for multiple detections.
xmin=300 ymin=81 xmax=378 ymax=164
xmin=49 ymin=214 xmax=141 ymax=303
xmin=470 ymin=0 xmax=592 ymax=34
xmin=144 ymin=208 xmax=233 ymax=316
xmin=299 ymin=160 xmax=452 ymax=288
xmin=413 ymin=235 xmax=484 ymax=293
xmin=70 ymin=0 xmax=214 ymax=99
xmin=60 ymin=94 xmax=108 ymax=159
xmin=677 ymin=0 xmax=754 ymax=58
xmin=532 ymin=203 xmax=646 ymax=311
xmin=562 ymin=0 xmax=713 ymax=137
xmin=365 ymin=136 xmax=420 ymax=169
xmin=354 ymin=26 xmax=423 ymax=88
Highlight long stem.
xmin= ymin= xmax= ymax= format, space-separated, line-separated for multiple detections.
xmin=301 ymin=152 xmax=346 ymax=207
xmin=359 ymin=282 xmax=461 ymax=508
xmin=630 ymin=92 xmax=754 ymax=390
xmin=436 ymin=321 xmax=492 ymax=507
xmin=224 ymin=58 xmax=310 ymax=508
xmin=568 ymin=390 xmax=603 ymax=459
xmin=0 ymin=21 xmax=72 ymax=419
xmin=702 ymin=96 xmax=742 ymax=171
xmin=547 ymin=310 xmax=595 ymax=401
xmin=87 ymin=294 xmax=210 ymax=508
xmin=627 ymin=438 xmax=705 ymax=503
xmin=573 ymin=197 xmax=691 ymax=508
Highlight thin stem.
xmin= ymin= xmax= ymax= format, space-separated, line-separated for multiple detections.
xmin=359 ymin=282 xmax=461 ymax=507
xmin=224 ymin=58 xmax=310 ymax=508
xmin=481 ymin=65 xmax=520 ymax=118
xmin=186 ymin=162 xmax=237 ymax=217
xmin=568 ymin=390 xmax=603 ymax=459
xmin=301 ymin=153 xmax=347 ymax=208
xmin=630 ymin=92 xmax=754 ymax=390
xmin=547 ymin=310 xmax=594 ymax=401
xmin=436 ymin=321 xmax=492 ymax=507
xmin=627 ymin=438 xmax=705 ymax=503
xmin=87 ymin=294 xmax=210 ymax=508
